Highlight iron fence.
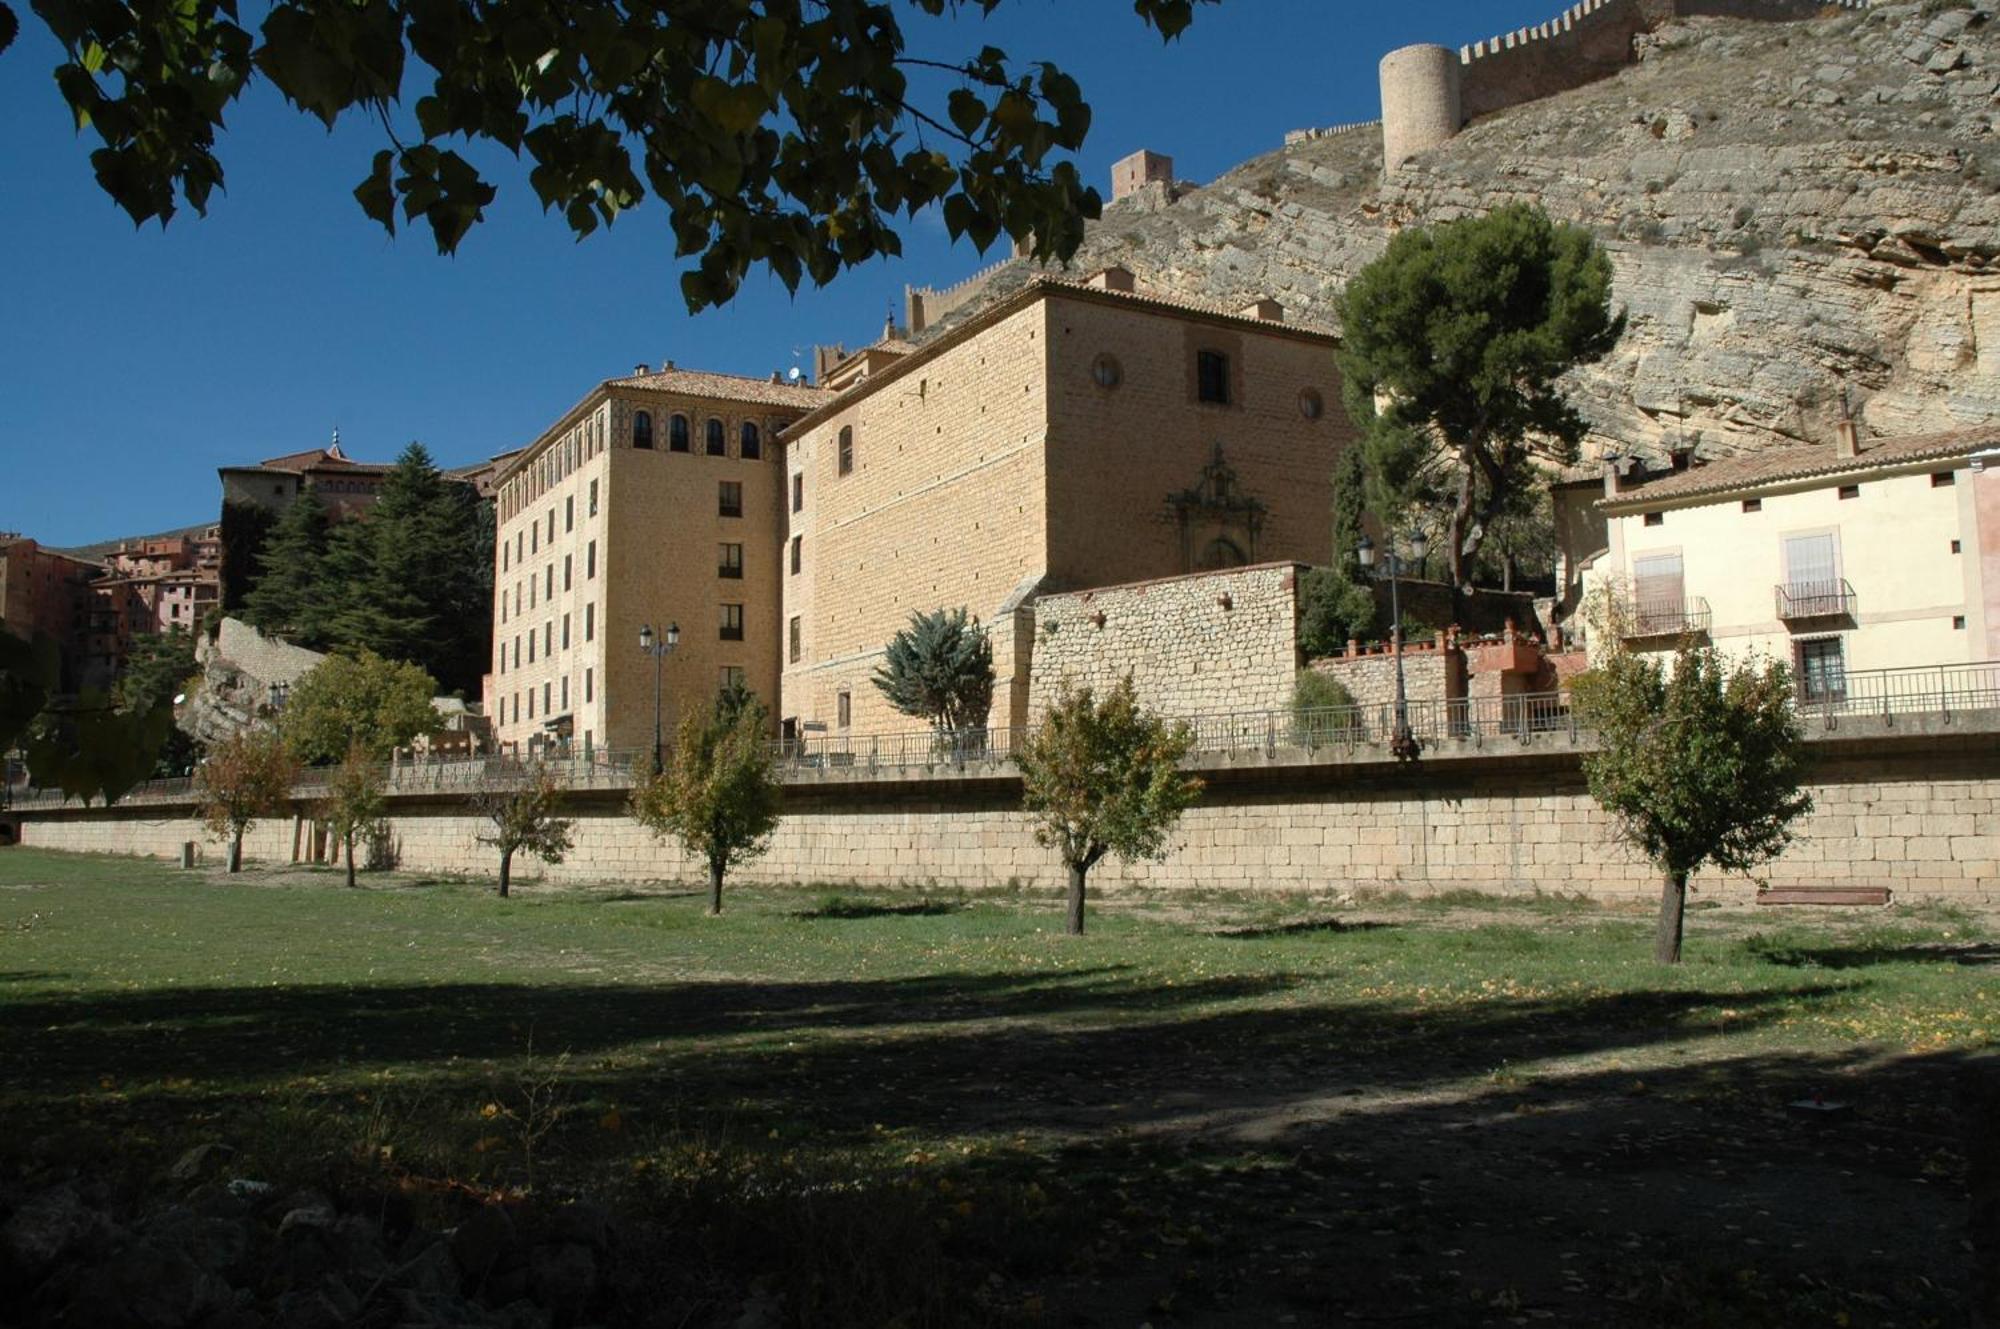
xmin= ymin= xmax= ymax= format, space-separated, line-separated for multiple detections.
xmin=1774 ymin=578 xmax=1857 ymax=621
xmin=7 ymin=660 xmax=1997 ymax=809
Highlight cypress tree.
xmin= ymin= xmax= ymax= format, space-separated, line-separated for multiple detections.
xmin=243 ymin=489 xmax=333 ymax=644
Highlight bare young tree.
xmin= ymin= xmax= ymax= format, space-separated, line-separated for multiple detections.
xmin=472 ymin=759 xmax=575 ymax=898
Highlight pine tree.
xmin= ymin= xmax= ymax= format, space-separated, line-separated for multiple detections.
xmin=242 ymin=489 xmax=333 ymax=644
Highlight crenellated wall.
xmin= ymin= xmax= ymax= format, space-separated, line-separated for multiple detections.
xmin=1379 ymin=0 xmax=1875 ymax=169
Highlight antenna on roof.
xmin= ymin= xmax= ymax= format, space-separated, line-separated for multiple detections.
xmin=329 ymin=425 xmax=342 ymax=458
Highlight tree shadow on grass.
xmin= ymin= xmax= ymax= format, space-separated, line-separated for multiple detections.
xmin=1207 ymin=917 xmax=1399 ymax=939
xmin=794 ymin=899 xmax=967 ymax=920
xmin=1741 ymin=935 xmax=2000 ymax=970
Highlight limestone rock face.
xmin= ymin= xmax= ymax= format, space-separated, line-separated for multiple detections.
xmin=930 ymin=5 xmax=2000 ymax=465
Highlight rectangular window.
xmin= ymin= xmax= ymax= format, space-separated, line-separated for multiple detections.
xmin=788 ymin=615 xmax=801 ymax=663
xmin=719 ymin=481 xmax=742 ymax=517
xmin=1796 ymin=637 xmax=1846 ymax=703
xmin=544 ymin=622 xmax=553 ymax=655
xmin=1838 ymin=484 xmax=1860 ymax=500
xmin=502 ymin=542 xmax=509 ymax=572
xmin=1196 ymin=349 xmax=1230 ymax=404
xmin=513 ymin=692 xmax=520 ymax=723
xmin=585 ymin=668 xmax=594 ymax=703
xmin=837 ymin=690 xmax=851 ymax=729
xmin=528 ymin=632 xmax=536 ymax=663
xmin=587 ymin=541 xmax=597 ymax=579
xmin=565 ymin=496 xmax=574 ymax=532
xmin=719 ymin=543 xmax=744 ymax=579
xmin=516 ymin=532 xmax=523 ymax=562
xmin=585 ymin=602 xmax=594 ymax=641
xmin=531 ymin=524 xmax=539 ymax=554
xmin=588 ymin=479 xmax=598 ymax=517
xmin=1632 ymin=552 xmax=1685 ymax=634
xmin=790 ymin=535 xmax=801 ymax=575
xmin=501 ymin=597 xmax=507 ymax=626
xmin=1782 ymin=532 xmax=1840 ymax=612
xmin=543 ymin=681 xmax=551 ymax=715
xmin=527 ymin=690 xmax=535 ymax=719
xmin=720 ymin=665 xmax=746 ymax=691
xmin=838 ymin=426 xmax=854 ymax=476
xmin=562 ymin=613 xmax=570 ymax=649
xmin=792 ymin=472 xmax=803 ymax=513
xmin=1932 ymin=470 xmax=1956 ymax=487
xmin=513 ymin=636 xmax=520 ymax=669
xmin=720 ymin=603 xmax=744 ymax=641
xmin=563 ymin=554 xmax=572 ymax=591
xmin=546 ymin=565 xmax=554 ymax=598
xmin=1741 ymin=498 xmax=1761 ymax=513
xmin=1643 ymin=512 xmax=1664 ymax=527
xmin=1954 ymin=615 xmax=1968 ymax=630
xmin=548 ymin=510 xmax=556 ymax=542
xmin=529 ymin=579 xmax=536 ymax=610
xmin=561 ymin=676 xmax=569 ymax=710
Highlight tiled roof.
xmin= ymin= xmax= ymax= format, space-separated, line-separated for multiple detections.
xmin=243 ymin=448 xmax=393 ymax=475
xmin=605 ymin=366 xmax=833 ymax=408
xmin=1602 ymin=424 xmax=2000 ymax=508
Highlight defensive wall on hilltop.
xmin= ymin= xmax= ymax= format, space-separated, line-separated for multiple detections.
xmin=1376 ymin=0 xmax=1873 ymax=167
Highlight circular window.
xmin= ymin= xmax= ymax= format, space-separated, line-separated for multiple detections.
xmin=1091 ymin=354 xmax=1122 ymax=389
xmin=1299 ymin=387 xmax=1325 ymax=420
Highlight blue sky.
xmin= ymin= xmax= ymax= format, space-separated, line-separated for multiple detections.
xmin=0 ymin=0 xmax=1554 ymax=546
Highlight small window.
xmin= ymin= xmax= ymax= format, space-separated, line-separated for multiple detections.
xmin=1196 ymin=349 xmax=1230 ymax=405
xmin=719 ymin=481 xmax=743 ymax=517
xmin=585 ymin=668 xmax=594 ymax=703
xmin=545 ymin=565 xmax=554 ymax=598
xmin=633 ymin=410 xmax=654 ymax=449
xmin=531 ymin=524 xmax=539 ymax=554
xmin=1954 ymin=615 xmax=1968 ymax=630
xmin=543 ymin=681 xmax=551 ymax=715
xmin=1838 ymin=484 xmax=1860 ymax=500
xmin=588 ymin=479 xmax=599 ymax=517
xmin=587 ymin=540 xmax=597 ymax=579
xmin=563 ymin=554 xmax=572 ymax=591
xmin=1643 ymin=512 xmax=1664 ymax=527
xmin=792 ymin=472 xmax=803 ymax=512
xmin=720 ymin=603 xmax=744 ymax=641
xmin=788 ymin=615 xmax=802 ymax=663
xmin=1933 ymin=470 xmax=1956 ymax=487
xmin=585 ymin=602 xmax=595 ymax=641
xmin=564 ymin=496 xmax=574 ymax=532
xmin=719 ymin=543 xmax=744 ymax=579
xmin=527 ymin=690 xmax=534 ymax=720
xmin=837 ymin=690 xmax=851 ymax=730
xmin=741 ymin=422 xmax=762 ymax=460
xmin=720 ymin=665 xmax=747 ymax=692
xmin=706 ymin=418 xmax=727 ymax=456
xmin=528 ymin=632 xmax=536 ymax=664
xmin=838 ymin=426 xmax=854 ymax=476
xmin=548 ymin=510 xmax=556 ymax=542
xmin=544 ymin=622 xmax=553 ymax=655
xmin=561 ymin=613 xmax=570 ymax=649
xmin=561 ymin=676 xmax=569 ymax=711
xmin=1091 ymin=354 xmax=1122 ymax=389
xmin=790 ymin=535 xmax=802 ymax=575
xmin=669 ymin=414 xmax=691 ymax=452
xmin=1951 ymin=539 xmax=1962 ymax=554
xmin=502 ymin=542 xmax=509 ymax=572
xmin=1298 ymin=388 xmax=1324 ymax=420
xmin=1741 ymin=498 xmax=1761 ymax=513
xmin=1796 ymin=637 xmax=1846 ymax=703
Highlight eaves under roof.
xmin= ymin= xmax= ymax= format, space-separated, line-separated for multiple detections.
xmin=1598 ymin=423 xmax=2000 ymax=512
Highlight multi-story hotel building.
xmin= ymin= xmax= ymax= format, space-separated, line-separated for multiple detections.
xmin=779 ymin=268 xmax=1352 ymax=739
xmin=486 ymin=366 xmax=830 ymax=753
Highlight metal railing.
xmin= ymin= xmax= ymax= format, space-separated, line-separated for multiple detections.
xmin=9 ymin=662 xmax=1999 ymax=809
xmin=1623 ymin=597 xmax=1712 ymax=639
xmin=1775 ymin=579 xmax=1857 ymax=620
xmin=1799 ymin=659 xmax=2000 ymax=720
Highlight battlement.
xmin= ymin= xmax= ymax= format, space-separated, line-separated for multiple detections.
xmin=1379 ymin=0 xmax=1875 ymax=169
xmin=1282 ymin=119 xmax=1382 ymax=148
xmin=905 ymin=255 xmax=1017 ymax=335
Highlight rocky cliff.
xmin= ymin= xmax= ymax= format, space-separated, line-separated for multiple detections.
xmin=929 ymin=3 xmax=2000 ymax=465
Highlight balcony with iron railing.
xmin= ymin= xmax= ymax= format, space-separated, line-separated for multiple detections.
xmin=1775 ymin=578 xmax=1857 ymax=622
xmin=1621 ymin=596 xmax=1712 ymax=641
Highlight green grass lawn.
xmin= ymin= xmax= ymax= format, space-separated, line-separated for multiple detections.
xmin=1 ymin=847 xmax=1994 ymax=1326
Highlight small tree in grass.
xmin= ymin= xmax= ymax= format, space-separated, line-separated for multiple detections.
xmin=473 ymin=759 xmax=574 ymax=898
xmin=630 ymin=698 xmax=781 ymax=915
xmin=319 ymin=743 xmax=386 ymax=888
xmin=873 ymin=607 xmax=995 ymax=744
xmin=1569 ymin=641 xmax=1812 ymax=964
xmin=1016 ymin=677 xmax=1202 ymax=935
xmin=197 ymin=729 xmax=298 ymax=872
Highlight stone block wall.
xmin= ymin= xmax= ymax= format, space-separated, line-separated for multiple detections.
xmin=14 ymin=741 xmax=1997 ymax=907
xmin=1307 ymin=643 xmax=1458 ymax=710
xmin=1029 ymin=564 xmax=1304 ymax=719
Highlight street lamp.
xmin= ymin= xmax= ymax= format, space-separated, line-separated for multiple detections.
xmin=639 ymin=621 xmax=680 ymax=771
xmin=1357 ymin=529 xmax=1429 ymax=762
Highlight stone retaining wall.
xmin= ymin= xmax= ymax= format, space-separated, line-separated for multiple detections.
xmin=14 ymin=741 xmax=1997 ymax=906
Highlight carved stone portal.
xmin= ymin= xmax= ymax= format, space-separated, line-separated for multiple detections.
xmin=1167 ymin=443 xmax=1267 ymax=573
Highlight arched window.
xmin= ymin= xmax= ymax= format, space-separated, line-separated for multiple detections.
xmin=706 ymin=417 xmax=726 ymax=456
xmin=632 ymin=410 xmax=654 ymax=449
xmin=837 ymin=425 xmax=854 ymax=476
xmin=669 ymin=414 xmax=691 ymax=452
xmin=740 ymin=421 xmax=762 ymax=460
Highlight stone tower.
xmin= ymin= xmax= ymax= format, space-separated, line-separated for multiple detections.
xmin=1379 ymin=44 xmax=1463 ymax=170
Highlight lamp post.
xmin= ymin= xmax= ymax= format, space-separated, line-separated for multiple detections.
xmin=638 ymin=622 xmax=680 ymax=772
xmin=1357 ymin=529 xmax=1429 ymax=762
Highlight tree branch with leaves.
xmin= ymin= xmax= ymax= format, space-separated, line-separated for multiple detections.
xmin=472 ymin=758 xmax=575 ymax=897
xmin=197 ymin=728 xmax=299 ymax=872
xmin=630 ymin=697 xmax=781 ymax=915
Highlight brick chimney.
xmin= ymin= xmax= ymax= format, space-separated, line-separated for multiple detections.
xmin=1836 ymin=416 xmax=1861 ymax=460
xmin=1238 ymin=297 xmax=1285 ymax=322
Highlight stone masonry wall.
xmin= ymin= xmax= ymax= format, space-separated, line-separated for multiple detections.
xmin=1307 ymin=645 xmax=1457 ymax=710
xmin=1029 ymin=564 xmax=1303 ymax=719
xmin=15 ymin=744 xmax=1998 ymax=907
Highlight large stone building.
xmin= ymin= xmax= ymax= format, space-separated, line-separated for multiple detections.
xmin=1572 ymin=421 xmax=2000 ymax=690
xmin=485 ymin=366 xmax=830 ymax=754
xmin=779 ymin=269 xmax=1350 ymax=740
xmin=0 ymin=535 xmax=100 ymax=688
